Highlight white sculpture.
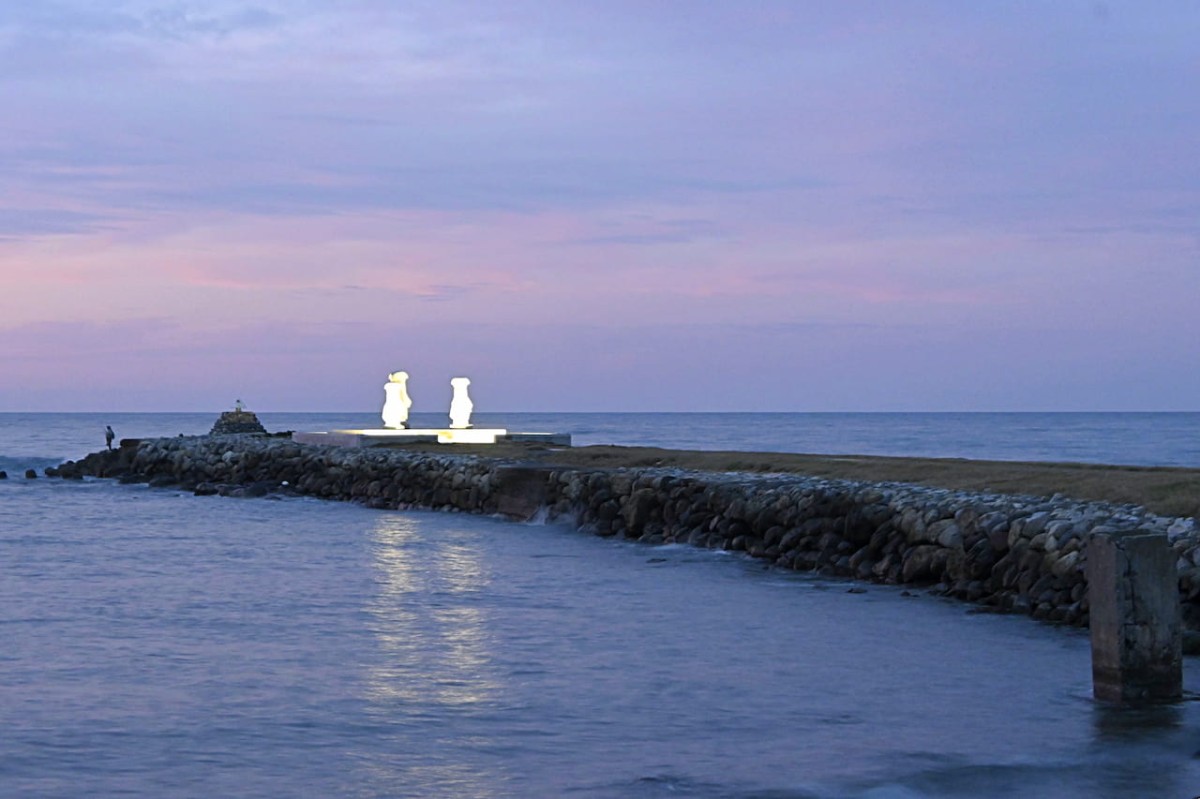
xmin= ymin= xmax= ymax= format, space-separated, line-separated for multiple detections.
xmin=448 ymin=377 xmax=473 ymax=429
xmin=381 ymin=371 xmax=413 ymax=429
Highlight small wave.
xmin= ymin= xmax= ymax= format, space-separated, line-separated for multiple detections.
xmin=0 ymin=456 xmax=62 ymax=475
xmin=625 ymin=773 xmax=822 ymax=798
xmin=647 ymin=542 xmax=735 ymax=559
xmin=523 ymin=506 xmax=553 ymax=525
xmin=833 ymin=750 xmax=1191 ymax=799
xmin=568 ymin=772 xmax=823 ymax=798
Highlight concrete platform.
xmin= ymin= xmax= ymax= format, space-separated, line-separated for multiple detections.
xmin=292 ymin=429 xmax=571 ymax=448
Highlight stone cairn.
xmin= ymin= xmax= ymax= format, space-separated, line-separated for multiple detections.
xmin=209 ymin=408 xmax=267 ymax=436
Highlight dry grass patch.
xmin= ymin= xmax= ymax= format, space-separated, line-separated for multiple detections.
xmin=380 ymin=442 xmax=1200 ymax=518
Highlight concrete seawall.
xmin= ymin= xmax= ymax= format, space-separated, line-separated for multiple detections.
xmin=53 ymin=434 xmax=1200 ymax=634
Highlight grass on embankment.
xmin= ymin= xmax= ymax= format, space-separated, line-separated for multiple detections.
xmin=391 ymin=442 xmax=1200 ymax=519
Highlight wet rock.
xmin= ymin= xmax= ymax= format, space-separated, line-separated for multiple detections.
xmin=933 ymin=520 xmax=963 ymax=549
xmin=1052 ymin=550 xmax=1081 ymax=578
xmin=240 ymin=482 xmax=273 ymax=498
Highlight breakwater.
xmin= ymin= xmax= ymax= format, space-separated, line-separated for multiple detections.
xmin=53 ymin=435 xmax=1200 ymax=633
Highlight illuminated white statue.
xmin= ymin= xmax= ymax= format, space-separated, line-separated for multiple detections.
xmin=449 ymin=377 xmax=473 ymax=429
xmin=381 ymin=371 xmax=413 ymax=429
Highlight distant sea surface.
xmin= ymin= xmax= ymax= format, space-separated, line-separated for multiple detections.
xmin=2 ymin=411 xmax=1199 ymax=475
xmin=2 ymin=412 xmax=1199 ymax=798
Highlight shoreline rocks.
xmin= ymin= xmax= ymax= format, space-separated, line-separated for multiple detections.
xmin=52 ymin=435 xmax=1200 ymax=634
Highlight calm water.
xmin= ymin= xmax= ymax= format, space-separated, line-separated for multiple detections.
xmin=2 ymin=413 xmax=1199 ymax=797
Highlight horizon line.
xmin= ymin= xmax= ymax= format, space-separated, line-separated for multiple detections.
xmin=2 ymin=409 xmax=1198 ymax=415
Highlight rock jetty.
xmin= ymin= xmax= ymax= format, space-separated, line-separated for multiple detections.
xmin=52 ymin=435 xmax=1200 ymax=635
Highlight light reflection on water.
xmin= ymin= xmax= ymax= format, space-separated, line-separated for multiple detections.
xmin=361 ymin=513 xmax=503 ymax=797
xmin=367 ymin=514 xmax=498 ymax=707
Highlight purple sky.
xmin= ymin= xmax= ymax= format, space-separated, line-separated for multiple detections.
xmin=2 ymin=2 xmax=1197 ymax=412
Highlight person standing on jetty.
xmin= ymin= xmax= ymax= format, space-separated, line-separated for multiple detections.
xmin=105 ymin=425 xmax=115 ymax=450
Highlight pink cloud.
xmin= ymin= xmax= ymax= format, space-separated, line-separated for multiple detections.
xmin=1 ymin=4 xmax=1197 ymax=411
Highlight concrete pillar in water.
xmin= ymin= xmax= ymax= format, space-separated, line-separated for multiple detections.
xmin=1087 ymin=532 xmax=1182 ymax=704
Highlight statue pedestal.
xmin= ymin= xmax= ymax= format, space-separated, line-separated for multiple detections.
xmin=351 ymin=428 xmax=509 ymax=445
xmin=291 ymin=427 xmax=566 ymax=448
xmin=292 ymin=428 xmax=570 ymax=447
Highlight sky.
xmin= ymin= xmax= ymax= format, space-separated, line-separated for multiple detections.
xmin=1 ymin=1 xmax=1197 ymax=412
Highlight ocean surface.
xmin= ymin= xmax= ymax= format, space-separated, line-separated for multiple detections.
xmin=2 ymin=411 xmax=1200 ymax=476
xmin=2 ymin=413 xmax=1199 ymax=798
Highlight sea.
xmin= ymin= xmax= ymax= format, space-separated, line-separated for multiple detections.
xmin=2 ymin=412 xmax=1198 ymax=799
